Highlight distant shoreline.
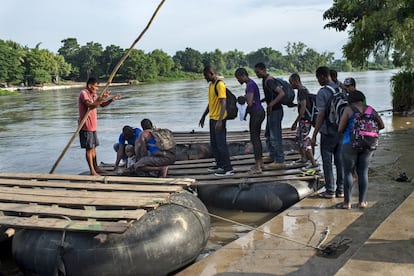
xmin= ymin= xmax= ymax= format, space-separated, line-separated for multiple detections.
xmin=2 ymin=82 xmax=130 ymax=92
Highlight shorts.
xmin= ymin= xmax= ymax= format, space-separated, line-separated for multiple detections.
xmin=135 ymin=150 xmax=176 ymax=168
xmin=79 ymin=130 xmax=99 ymax=149
xmin=296 ymin=119 xmax=312 ymax=150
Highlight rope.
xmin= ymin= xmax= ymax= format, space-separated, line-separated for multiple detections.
xmin=166 ymin=199 xmax=323 ymax=250
xmin=53 ymin=215 xmax=74 ymax=276
xmin=49 ymin=0 xmax=167 ymax=174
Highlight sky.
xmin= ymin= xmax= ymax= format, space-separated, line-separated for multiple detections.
xmin=0 ymin=0 xmax=348 ymax=58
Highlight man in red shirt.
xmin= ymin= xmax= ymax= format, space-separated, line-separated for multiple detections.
xmin=78 ymin=77 xmax=120 ymax=175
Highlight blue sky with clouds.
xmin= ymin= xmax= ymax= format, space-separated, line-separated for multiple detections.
xmin=0 ymin=0 xmax=348 ymax=58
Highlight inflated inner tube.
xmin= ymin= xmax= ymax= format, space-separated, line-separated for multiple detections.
xmin=12 ymin=192 xmax=210 ymax=276
xmin=197 ymin=181 xmax=313 ymax=212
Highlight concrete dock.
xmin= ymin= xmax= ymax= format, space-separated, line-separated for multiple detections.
xmin=178 ymin=129 xmax=414 ymax=275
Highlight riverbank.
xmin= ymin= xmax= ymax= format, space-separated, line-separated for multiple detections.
xmin=178 ymin=127 xmax=414 ymax=275
xmin=1 ymin=81 xmax=130 ymax=92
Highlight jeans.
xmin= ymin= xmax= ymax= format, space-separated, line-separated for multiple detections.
xmin=113 ymin=143 xmax=127 ymax=161
xmin=342 ymin=143 xmax=374 ymax=203
xmin=265 ymin=108 xmax=284 ymax=163
xmin=209 ymin=119 xmax=232 ymax=171
xmin=320 ymin=132 xmax=344 ymax=194
xmin=249 ymin=109 xmax=265 ymax=160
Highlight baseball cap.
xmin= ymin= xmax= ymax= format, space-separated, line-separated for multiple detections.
xmin=343 ymin=77 xmax=356 ymax=86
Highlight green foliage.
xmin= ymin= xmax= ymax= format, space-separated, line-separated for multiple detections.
xmin=173 ymin=48 xmax=204 ymax=73
xmin=323 ymin=0 xmax=414 ymax=68
xmin=391 ymin=70 xmax=414 ymax=113
xmin=323 ymin=0 xmax=412 ymax=113
xmin=0 ymin=36 xmax=395 ymax=86
xmin=0 ymin=39 xmax=25 ymax=83
xmin=0 ymin=89 xmax=19 ymax=96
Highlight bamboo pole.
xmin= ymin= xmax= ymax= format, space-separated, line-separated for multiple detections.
xmin=50 ymin=0 xmax=167 ymax=174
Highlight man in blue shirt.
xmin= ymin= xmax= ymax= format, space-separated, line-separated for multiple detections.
xmin=311 ymin=66 xmax=344 ymax=198
xmin=114 ymin=125 xmax=142 ymax=170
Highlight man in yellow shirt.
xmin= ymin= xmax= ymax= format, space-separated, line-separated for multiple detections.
xmin=199 ymin=65 xmax=233 ymax=176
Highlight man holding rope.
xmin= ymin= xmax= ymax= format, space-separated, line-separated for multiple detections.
xmin=78 ymin=77 xmax=120 ymax=175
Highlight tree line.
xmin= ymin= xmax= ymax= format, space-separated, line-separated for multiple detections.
xmin=0 ymin=37 xmax=394 ymax=86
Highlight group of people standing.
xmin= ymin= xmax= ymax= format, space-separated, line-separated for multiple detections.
xmin=77 ymin=77 xmax=175 ymax=177
xmin=78 ymin=67 xmax=384 ymax=208
xmin=199 ymin=64 xmax=384 ymax=209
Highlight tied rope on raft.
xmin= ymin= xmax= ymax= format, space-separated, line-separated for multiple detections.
xmin=155 ymin=199 xmax=330 ymax=251
xmin=155 ymin=198 xmax=353 ymax=257
xmin=49 ymin=0 xmax=167 ymax=174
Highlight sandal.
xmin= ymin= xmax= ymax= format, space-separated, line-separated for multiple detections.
xmin=248 ymin=167 xmax=262 ymax=174
xmin=335 ymin=202 xmax=351 ymax=209
xmin=358 ymin=201 xmax=368 ymax=208
xmin=300 ymin=169 xmax=316 ymax=176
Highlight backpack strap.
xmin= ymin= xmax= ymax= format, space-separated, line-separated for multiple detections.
xmin=214 ymin=79 xmax=223 ymax=97
xmin=364 ymin=105 xmax=373 ymax=115
xmin=350 ymin=104 xmax=361 ymax=114
xmin=324 ymin=84 xmax=337 ymax=94
xmin=264 ymin=76 xmax=279 ymax=101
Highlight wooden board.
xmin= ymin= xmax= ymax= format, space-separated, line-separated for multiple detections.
xmin=0 ymin=216 xmax=129 ymax=233
xmin=173 ymin=129 xmax=296 ymax=144
xmin=0 ymin=173 xmax=195 ymax=234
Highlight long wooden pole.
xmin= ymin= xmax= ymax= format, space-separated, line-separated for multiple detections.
xmin=50 ymin=0 xmax=167 ymax=174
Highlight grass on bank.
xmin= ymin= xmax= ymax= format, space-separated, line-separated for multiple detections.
xmin=0 ymin=89 xmax=20 ymax=96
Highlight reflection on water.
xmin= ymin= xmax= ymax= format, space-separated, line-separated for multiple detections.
xmin=0 ymin=69 xmax=402 ymax=175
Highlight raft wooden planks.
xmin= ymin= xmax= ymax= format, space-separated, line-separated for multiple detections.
xmin=0 ymin=216 xmax=129 ymax=233
xmin=173 ymin=129 xmax=296 ymax=144
xmin=0 ymin=178 xmax=184 ymax=193
xmin=0 ymin=203 xmax=145 ymax=220
xmin=0 ymin=173 xmax=196 ymax=234
xmin=0 ymin=173 xmax=194 ymax=186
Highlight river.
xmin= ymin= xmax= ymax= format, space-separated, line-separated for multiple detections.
xmin=0 ymin=69 xmax=411 ymax=272
xmin=0 ymin=69 xmax=400 ymax=175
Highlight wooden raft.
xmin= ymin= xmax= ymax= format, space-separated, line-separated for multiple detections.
xmin=173 ymin=129 xmax=296 ymax=145
xmin=0 ymin=173 xmax=195 ymax=234
xmin=166 ymin=152 xmax=322 ymax=186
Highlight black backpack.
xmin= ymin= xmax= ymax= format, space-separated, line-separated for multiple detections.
xmin=214 ymin=80 xmax=238 ymax=120
xmin=304 ymin=92 xmax=318 ymax=127
xmin=326 ymin=85 xmax=348 ymax=128
xmin=265 ymin=77 xmax=295 ymax=106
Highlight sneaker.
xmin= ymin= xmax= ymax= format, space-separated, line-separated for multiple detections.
xmin=294 ymin=159 xmax=308 ymax=164
xmin=267 ymin=162 xmax=285 ymax=169
xmin=207 ymin=166 xmax=221 ymax=172
xmin=301 ymin=163 xmax=320 ymax=171
xmin=262 ymin=156 xmax=272 ymax=162
xmin=336 ymin=192 xmax=345 ymax=198
xmin=319 ymin=191 xmax=335 ymax=198
xmin=214 ymin=169 xmax=234 ymax=177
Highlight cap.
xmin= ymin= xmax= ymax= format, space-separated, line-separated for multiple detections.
xmin=343 ymin=77 xmax=356 ymax=86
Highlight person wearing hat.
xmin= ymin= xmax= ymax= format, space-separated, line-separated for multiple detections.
xmin=337 ymin=90 xmax=384 ymax=209
xmin=343 ymin=77 xmax=367 ymax=104
xmin=343 ymin=77 xmax=356 ymax=91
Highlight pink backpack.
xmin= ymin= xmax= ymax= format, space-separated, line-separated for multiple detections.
xmin=351 ymin=105 xmax=379 ymax=152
